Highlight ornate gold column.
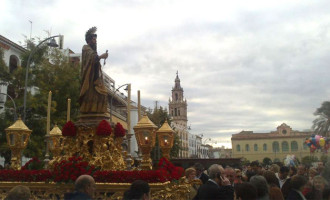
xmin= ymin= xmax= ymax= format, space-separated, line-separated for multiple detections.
xmin=5 ymin=117 xmax=32 ymax=170
xmin=133 ymin=114 xmax=157 ymax=170
xmin=156 ymin=120 xmax=174 ymax=160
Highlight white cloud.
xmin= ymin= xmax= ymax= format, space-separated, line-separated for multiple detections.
xmin=2 ymin=0 xmax=330 ymax=148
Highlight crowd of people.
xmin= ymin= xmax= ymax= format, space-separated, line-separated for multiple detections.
xmin=3 ymin=161 xmax=330 ymax=200
xmin=185 ymin=161 xmax=330 ymax=200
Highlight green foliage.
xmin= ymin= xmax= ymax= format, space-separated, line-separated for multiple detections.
xmin=301 ymin=155 xmax=319 ymax=167
xmin=263 ymin=157 xmax=272 ymax=165
xmin=170 ymin=133 xmax=181 ymax=158
xmin=312 ymin=101 xmax=330 ymax=137
xmin=0 ymin=38 xmax=80 ymax=163
xmin=241 ymin=159 xmax=250 ymax=166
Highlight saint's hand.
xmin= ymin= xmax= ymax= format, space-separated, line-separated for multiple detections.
xmin=99 ymin=52 xmax=108 ymax=59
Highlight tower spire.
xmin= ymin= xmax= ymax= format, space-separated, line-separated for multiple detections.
xmin=174 ymin=71 xmax=181 ymax=89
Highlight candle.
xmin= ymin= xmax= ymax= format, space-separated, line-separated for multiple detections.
xmin=67 ymin=98 xmax=71 ymax=122
xmin=145 ymin=136 xmax=149 ymax=144
xmin=164 ymin=139 xmax=168 ymax=146
xmin=47 ymin=91 xmax=52 ymax=135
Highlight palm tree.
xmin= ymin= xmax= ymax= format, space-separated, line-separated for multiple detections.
xmin=312 ymin=101 xmax=330 ymax=137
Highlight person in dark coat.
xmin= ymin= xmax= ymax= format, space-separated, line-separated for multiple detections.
xmin=193 ymin=164 xmax=234 ymax=200
xmin=64 ymin=175 xmax=95 ymax=200
xmin=194 ymin=162 xmax=209 ymax=184
xmin=286 ymin=175 xmax=308 ymax=200
xmin=123 ymin=180 xmax=151 ymax=200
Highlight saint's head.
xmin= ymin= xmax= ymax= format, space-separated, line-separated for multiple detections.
xmin=85 ymin=26 xmax=97 ymax=51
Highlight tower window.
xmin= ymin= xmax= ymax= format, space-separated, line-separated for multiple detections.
xmin=175 ymin=108 xmax=177 ymax=116
xmin=9 ymin=55 xmax=18 ymax=73
xmin=175 ymin=93 xmax=178 ymax=101
xmin=178 ymin=109 xmax=180 ymax=116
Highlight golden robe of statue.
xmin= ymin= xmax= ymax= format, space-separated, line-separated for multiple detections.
xmin=79 ymin=44 xmax=108 ymax=113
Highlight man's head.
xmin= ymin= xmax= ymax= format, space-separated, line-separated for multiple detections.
xmin=297 ymin=164 xmax=306 ymax=176
xmin=208 ymin=164 xmax=222 ymax=184
xmin=317 ymin=162 xmax=325 ymax=173
xmin=250 ymin=175 xmax=269 ymax=199
xmin=225 ymin=167 xmax=235 ymax=184
xmin=234 ymin=182 xmax=257 ymax=200
xmin=193 ymin=163 xmax=205 ymax=177
xmin=290 ymin=175 xmax=307 ymax=191
xmin=5 ymin=185 xmax=30 ymax=200
xmin=250 ymin=161 xmax=260 ymax=173
xmin=75 ymin=175 xmax=96 ymax=198
xmin=279 ymin=166 xmax=289 ymax=180
xmin=124 ymin=180 xmax=151 ymax=200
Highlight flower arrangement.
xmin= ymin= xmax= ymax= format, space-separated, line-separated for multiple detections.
xmin=94 ymin=170 xmax=169 ymax=183
xmin=62 ymin=121 xmax=76 ymax=136
xmin=0 ymin=170 xmax=52 ymax=182
xmin=52 ymin=156 xmax=99 ymax=183
xmin=96 ymin=120 xmax=112 ymax=136
xmin=158 ymin=157 xmax=184 ymax=181
xmin=0 ymin=157 xmax=183 ymax=183
xmin=21 ymin=157 xmax=44 ymax=170
xmin=114 ymin=122 xmax=125 ymax=137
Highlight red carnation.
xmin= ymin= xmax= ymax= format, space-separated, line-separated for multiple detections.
xmin=62 ymin=121 xmax=77 ymax=136
xmin=114 ymin=122 xmax=125 ymax=137
xmin=96 ymin=120 xmax=112 ymax=136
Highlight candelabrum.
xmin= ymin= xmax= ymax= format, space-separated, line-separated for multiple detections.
xmin=5 ymin=117 xmax=32 ymax=170
xmin=133 ymin=114 xmax=157 ymax=170
xmin=156 ymin=120 xmax=174 ymax=160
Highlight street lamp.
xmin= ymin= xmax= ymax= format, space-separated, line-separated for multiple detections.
xmin=0 ymin=92 xmax=18 ymax=121
xmin=109 ymin=83 xmax=133 ymax=168
xmin=109 ymin=83 xmax=130 ymax=123
xmin=23 ymin=35 xmax=64 ymax=122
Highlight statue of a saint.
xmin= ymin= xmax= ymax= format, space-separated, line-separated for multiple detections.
xmin=79 ymin=27 xmax=109 ymax=114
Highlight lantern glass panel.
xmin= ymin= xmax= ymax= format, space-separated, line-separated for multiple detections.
xmin=142 ymin=131 xmax=150 ymax=144
xmin=9 ymin=134 xmax=14 ymax=146
xmin=22 ymin=134 xmax=27 ymax=143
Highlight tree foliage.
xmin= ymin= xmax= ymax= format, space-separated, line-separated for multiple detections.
xmin=312 ymin=101 xmax=330 ymax=137
xmin=301 ymin=155 xmax=319 ymax=167
xmin=0 ymin=38 xmax=80 ymax=163
xmin=263 ymin=157 xmax=272 ymax=166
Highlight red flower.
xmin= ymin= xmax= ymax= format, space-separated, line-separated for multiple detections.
xmin=114 ymin=122 xmax=126 ymax=137
xmin=62 ymin=121 xmax=77 ymax=136
xmin=96 ymin=120 xmax=112 ymax=136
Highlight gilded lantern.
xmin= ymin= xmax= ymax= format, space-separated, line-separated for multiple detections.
xmin=133 ymin=114 xmax=157 ymax=170
xmin=48 ymin=125 xmax=63 ymax=157
xmin=5 ymin=117 xmax=32 ymax=170
xmin=156 ymin=120 xmax=174 ymax=159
